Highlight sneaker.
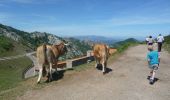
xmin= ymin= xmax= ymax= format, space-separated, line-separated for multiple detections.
xmin=147 ymin=76 xmax=150 ymax=80
xmin=149 ymin=79 xmax=154 ymax=85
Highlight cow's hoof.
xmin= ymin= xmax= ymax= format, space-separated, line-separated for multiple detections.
xmin=37 ymin=81 xmax=40 ymax=84
xmin=45 ymin=79 xmax=50 ymax=83
xmin=49 ymin=77 xmax=53 ymax=82
xmin=49 ymin=79 xmax=53 ymax=82
xmin=55 ymin=71 xmax=59 ymax=74
xmin=46 ymin=78 xmax=53 ymax=83
xmin=103 ymin=72 xmax=106 ymax=75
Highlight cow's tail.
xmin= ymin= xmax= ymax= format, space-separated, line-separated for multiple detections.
xmin=42 ymin=44 xmax=47 ymax=77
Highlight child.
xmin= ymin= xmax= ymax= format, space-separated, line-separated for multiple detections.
xmin=147 ymin=46 xmax=160 ymax=84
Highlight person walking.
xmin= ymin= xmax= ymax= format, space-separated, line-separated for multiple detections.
xmin=157 ymin=34 xmax=164 ymax=52
xmin=147 ymin=36 xmax=154 ymax=46
xmin=147 ymin=46 xmax=160 ymax=85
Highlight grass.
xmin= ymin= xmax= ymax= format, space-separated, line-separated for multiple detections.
xmin=163 ymin=35 xmax=170 ymax=53
xmin=116 ymin=42 xmax=140 ymax=53
xmin=164 ymin=43 xmax=170 ymax=53
xmin=0 ymin=57 xmax=32 ymax=92
xmin=0 ymin=36 xmax=31 ymax=57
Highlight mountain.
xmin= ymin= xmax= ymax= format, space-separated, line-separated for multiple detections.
xmin=0 ymin=35 xmax=33 ymax=57
xmin=0 ymin=23 xmax=91 ymax=59
xmin=64 ymin=37 xmax=92 ymax=54
xmin=111 ymin=38 xmax=139 ymax=48
xmin=109 ymin=38 xmax=140 ymax=53
xmin=73 ymin=35 xmax=120 ymax=45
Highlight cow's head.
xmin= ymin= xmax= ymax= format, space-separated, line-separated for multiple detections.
xmin=54 ymin=42 xmax=68 ymax=55
xmin=106 ymin=45 xmax=111 ymax=56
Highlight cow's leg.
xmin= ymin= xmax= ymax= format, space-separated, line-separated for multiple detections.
xmin=95 ymin=62 xmax=98 ymax=68
xmin=105 ymin=62 xmax=107 ymax=69
xmin=54 ymin=61 xmax=59 ymax=74
xmin=94 ymin=58 xmax=98 ymax=68
xmin=102 ymin=61 xmax=106 ymax=74
xmin=49 ymin=63 xmax=53 ymax=81
xmin=46 ymin=67 xmax=50 ymax=82
xmin=37 ymin=66 xmax=43 ymax=83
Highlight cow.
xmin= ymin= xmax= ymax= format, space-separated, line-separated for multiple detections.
xmin=93 ymin=44 xmax=110 ymax=74
xmin=36 ymin=42 xmax=68 ymax=83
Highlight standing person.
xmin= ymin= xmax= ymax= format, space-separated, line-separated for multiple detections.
xmin=147 ymin=46 xmax=160 ymax=85
xmin=157 ymin=34 xmax=164 ymax=52
xmin=147 ymin=36 xmax=154 ymax=46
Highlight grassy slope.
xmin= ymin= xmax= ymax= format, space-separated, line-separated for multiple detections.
xmin=113 ymin=38 xmax=140 ymax=53
xmin=0 ymin=57 xmax=32 ymax=92
xmin=0 ymin=36 xmax=32 ymax=98
xmin=164 ymin=35 xmax=170 ymax=52
xmin=0 ymin=36 xmax=30 ymax=57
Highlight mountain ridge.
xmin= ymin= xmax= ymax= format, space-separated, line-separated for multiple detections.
xmin=0 ymin=23 xmax=91 ymax=59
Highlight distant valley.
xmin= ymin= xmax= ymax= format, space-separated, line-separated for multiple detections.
xmin=73 ymin=35 xmax=121 ymax=45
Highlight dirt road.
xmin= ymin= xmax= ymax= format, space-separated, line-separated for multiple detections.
xmin=18 ymin=45 xmax=170 ymax=100
xmin=0 ymin=52 xmax=35 ymax=61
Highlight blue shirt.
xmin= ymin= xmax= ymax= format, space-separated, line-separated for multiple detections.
xmin=147 ymin=51 xmax=159 ymax=65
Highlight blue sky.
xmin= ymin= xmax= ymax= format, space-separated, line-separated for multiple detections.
xmin=0 ymin=0 xmax=170 ymax=39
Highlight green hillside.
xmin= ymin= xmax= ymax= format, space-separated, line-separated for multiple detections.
xmin=0 ymin=36 xmax=13 ymax=53
xmin=0 ymin=24 xmax=34 ymax=48
xmin=112 ymin=38 xmax=140 ymax=52
xmin=65 ymin=37 xmax=92 ymax=54
xmin=0 ymin=57 xmax=32 ymax=92
xmin=0 ymin=36 xmax=32 ymax=92
xmin=0 ymin=36 xmax=31 ymax=57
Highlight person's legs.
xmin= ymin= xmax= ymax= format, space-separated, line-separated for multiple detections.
xmin=150 ymin=70 xmax=153 ymax=77
xmin=158 ymin=43 xmax=160 ymax=52
xmin=149 ymin=69 xmax=155 ymax=84
xmin=158 ymin=42 xmax=162 ymax=52
xmin=160 ymin=43 xmax=162 ymax=52
xmin=149 ymin=64 xmax=158 ymax=84
xmin=150 ymin=70 xmax=156 ymax=80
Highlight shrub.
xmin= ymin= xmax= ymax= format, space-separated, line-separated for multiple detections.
xmin=0 ymin=36 xmax=14 ymax=52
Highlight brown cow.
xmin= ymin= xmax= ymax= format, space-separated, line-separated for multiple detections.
xmin=93 ymin=44 xmax=110 ymax=74
xmin=36 ymin=42 xmax=68 ymax=83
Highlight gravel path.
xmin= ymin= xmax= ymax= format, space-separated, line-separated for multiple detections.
xmin=18 ymin=45 xmax=170 ymax=100
xmin=0 ymin=52 xmax=35 ymax=61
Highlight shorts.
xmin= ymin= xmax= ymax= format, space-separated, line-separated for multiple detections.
xmin=148 ymin=64 xmax=159 ymax=70
xmin=148 ymin=43 xmax=153 ymax=45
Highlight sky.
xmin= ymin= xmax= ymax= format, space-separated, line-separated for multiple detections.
xmin=0 ymin=0 xmax=170 ymax=39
